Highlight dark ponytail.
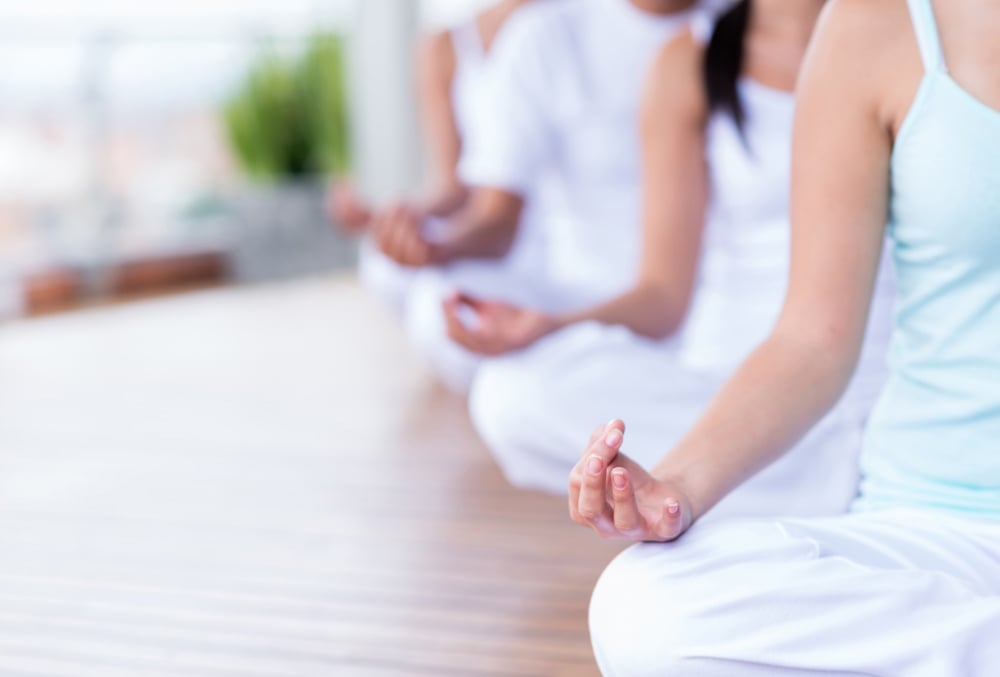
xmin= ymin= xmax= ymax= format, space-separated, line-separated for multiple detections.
xmin=704 ymin=0 xmax=751 ymax=131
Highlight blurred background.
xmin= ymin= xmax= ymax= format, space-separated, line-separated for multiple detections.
xmin=0 ymin=4 xmax=623 ymax=674
xmin=0 ymin=0 xmax=497 ymax=319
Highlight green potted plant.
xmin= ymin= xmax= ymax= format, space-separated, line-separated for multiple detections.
xmin=223 ymin=33 xmax=354 ymax=280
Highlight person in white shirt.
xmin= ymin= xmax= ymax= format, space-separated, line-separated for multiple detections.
xmin=448 ymin=1 xmax=893 ymax=520
xmin=359 ymin=0 xmax=707 ymax=394
xmin=329 ymin=0 xmax=549 ymax=392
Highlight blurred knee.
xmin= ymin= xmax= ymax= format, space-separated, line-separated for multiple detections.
xmin=404 ymin=275 xmax=480 ymax=393
xmin=358 ymin=240 xmax=412 ymax=315
xmin=469 ymin=362 xmax=543 ymax=489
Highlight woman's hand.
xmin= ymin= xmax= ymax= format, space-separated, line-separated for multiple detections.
xmin=372 ymin=202 xmax=435 ymax=267
xmin=327 ymin=179 xmax=373 ymax=234
xmin=442 ymin=292 xmax=560 ymax=355
xmin=569 ymin=420 xmax=694 ymax=542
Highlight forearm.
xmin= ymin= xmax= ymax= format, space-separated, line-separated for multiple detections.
xmin=652 ymin=329 xmax=858 ymax=520
xmin=431 ymin=214 xmax=516 ymax=262
xmin=557 ymin=284 xmax=685 ymax=340
xmin=431 ymin=190 xmax=522 ymax=263
xmin=416 ymin=179 xmax=469 ymax=219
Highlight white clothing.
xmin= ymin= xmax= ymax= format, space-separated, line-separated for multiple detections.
xmin=448 ymin=20 xmax=486 ymax=140
xmin=682 ymin=79 xmax=895 ymax=375
xmin=591 ymin=511 xmax=1000 ymax=676
xmin=461 ymin=0 xmax=701 ymax=306
xmin=681 ymin=80 xmax=797 ymax=372
xmin=470 ymin=75 xmax=893 ymax=515
xmin=371 ymin=0 xmax=702 ymax=391
xmin=360 ymin=15 xmax=551 ymax=392
xmin=470 ymin=322 xmax=872 ymax=518
xmin=358 ymin=240 xmax=416 ymax=318
xmin=402 ymin=259 xmax=570 ymax=393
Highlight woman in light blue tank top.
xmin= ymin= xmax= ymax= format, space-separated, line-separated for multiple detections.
xmin=567 ymin=0 xmax=1000 ymax=673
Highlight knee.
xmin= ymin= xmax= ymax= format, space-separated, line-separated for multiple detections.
xmin=358 ymin=240 xmax=412 ymax=316
xmin=468 ymin=362 xmax=545 ymax=490
xmin=403 ymin=275 xmax=480 ymax=394
xmin=589 ymin=544 xmax=695 ymax=676
xmin=590 ymin=523 xmax=774 ymax=677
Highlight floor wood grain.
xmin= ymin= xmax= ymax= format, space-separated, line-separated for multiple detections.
xmin=0 ymin=275 xmax=622 ymax=676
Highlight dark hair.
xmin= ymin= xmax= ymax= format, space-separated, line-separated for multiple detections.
xmin=704 ymin=0 xmax=751 ymax=131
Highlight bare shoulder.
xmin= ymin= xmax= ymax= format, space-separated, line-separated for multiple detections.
xmin=804 ymin=0 xmax=921 ymax=130
xmin=813 ymin=0 xmax=913 ymax=62
xmin=643 ymin=30 xmax=707 ymax=125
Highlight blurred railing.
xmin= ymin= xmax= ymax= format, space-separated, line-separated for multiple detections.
xmin=0 ymin=4 xmax=367 ymax=315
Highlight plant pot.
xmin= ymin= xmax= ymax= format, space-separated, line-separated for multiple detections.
xmin=226 ymin=177 xmax=357 ymax=283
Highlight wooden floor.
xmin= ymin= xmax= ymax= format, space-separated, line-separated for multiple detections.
xmin=0 ymin=275 xmax=622 ymax=676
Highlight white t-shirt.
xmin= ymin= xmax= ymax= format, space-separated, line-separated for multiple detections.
xmin=460 ymin=0 xmax=702 ymax=306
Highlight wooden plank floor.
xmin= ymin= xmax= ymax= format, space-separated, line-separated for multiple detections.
xmin=0 ymin=275 xmax=622 ymax=676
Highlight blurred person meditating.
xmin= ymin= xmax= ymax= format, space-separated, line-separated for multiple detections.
xmin=568 ymin=0 xmax=1000 ymax=674
xmin=329 ymin=0 xmax=548 ymax=392
xmin=341 ymin=0 xmax=713 ymax=392
xmin=452 ymin=0 xmax=893 ymax=518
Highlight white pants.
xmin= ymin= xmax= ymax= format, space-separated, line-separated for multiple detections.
xmin=359 ymin=237 xmax=559 ymax=394
xmin=469 ymin=320 xmax=877 ymax=518
xmin=591 ymin=510 xmax=1000 ymax=676
xmin=358 ymin=239 xmax=416 ymax=318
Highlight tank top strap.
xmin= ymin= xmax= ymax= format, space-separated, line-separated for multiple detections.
xmin=906 ymin=0 xmax=946 ymax=73
xmin=689 ymin=10 xmax=714 ymax=47
xmin=450 ymin=19 xmax=486 ymax=68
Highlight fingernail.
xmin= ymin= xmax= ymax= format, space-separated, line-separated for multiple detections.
xmin=611 ymin=469 xmax=627 ymax=490
xmin=666 ymin=500 xmax=680 ymax=515
xmin=586 ymin=455 xmax=603 ymax=476
xmin=604 ymin=429 xmax=622 ymax=448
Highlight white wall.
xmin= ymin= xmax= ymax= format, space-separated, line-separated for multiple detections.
xmin=349 ymin=0 xmax=423 ymax=201
xmin=420 ymin=0 xmax=499 ymax=29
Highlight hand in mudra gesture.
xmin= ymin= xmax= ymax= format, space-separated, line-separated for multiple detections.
xmin=569 ymin=420 xmax=694 ymax=542
xmin=442 ymin=292 xmax=558 ymax=356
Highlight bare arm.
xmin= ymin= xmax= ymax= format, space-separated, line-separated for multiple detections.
xmin=375 ymin=34 xmax=523 ymax=267
xmin=442 ymin=37 xmax=707 ymax=353
xmin=557 ymin=35 xmax=708 ymax=339
xmin=571 ymin=0 xmax=903 ymax=538
xmin=415 ymin=31 xmax=468 ymax=217
xmin=430 ymin=188 xmax=523 ymax=262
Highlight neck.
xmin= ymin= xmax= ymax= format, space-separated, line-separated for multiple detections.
xmin=750 ymin=0 xmax=826 ymax=43
xmin=627 ymin=0 xmax=698 ymax=17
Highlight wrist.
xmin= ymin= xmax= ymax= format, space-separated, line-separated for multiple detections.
xmin=651 ymin=463 xmax=710 ymax=525
xmin=546 ymin=312 xmax=574 ymax=336
xmin=428 ymin=241 xmax=455 ymax=266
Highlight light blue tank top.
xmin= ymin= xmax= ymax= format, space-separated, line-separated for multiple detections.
xmin=854 ymin=0 xmax=1000 ymax=517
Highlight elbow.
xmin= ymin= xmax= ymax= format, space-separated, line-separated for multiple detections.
xmin=627 ymin=284 xmax=687 ymax=340
xmin=632 ymin=317 xmax=681 ymax=341
xmin=429 ymin=180 xmax=469 ymax=214
xmin=767 ymin=319 xmax=862 ymax=395
xmin=483 ymin=218 xmax=518 ymax=259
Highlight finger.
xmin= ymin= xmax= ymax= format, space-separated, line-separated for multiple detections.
xmin=597 ymin=423 xmax=625 ymax=464
xmin=653 ymin=497 xmax=686 ymax=542
xmin=413 ymin=238 xmax=432 ymax=267
xmin=586 ymin=423 xmax=607 ymax=447
xmin=577 ymin=454 xmax=615 ymax=535
xmin=609 ymin=468 xmax=642 ymax=535
xmin=568 ymin=468 xmax=583 ymax=524
xmin=372 ymin=212 xmax=390 ymax=250
xmin=608 ymin=418 xmax=626 ymax=436
xmin=400 ymin=226 xmax=424 ymax=266
xmin=453 ymin=292 xmax=487 ymax=311
xmin=382 ymin=218 xmax=405 ymax=262
xmin=444 ymin=303 xmax=482 ymax=350
xmin=406 ymin=223 xmax=432 ymax=266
